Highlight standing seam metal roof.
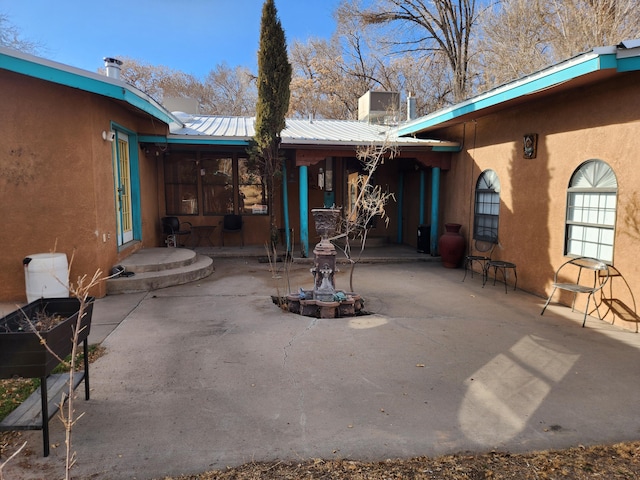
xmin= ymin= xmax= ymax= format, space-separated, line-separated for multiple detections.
xmin=169 ymin=114 xmax=457 ymax=147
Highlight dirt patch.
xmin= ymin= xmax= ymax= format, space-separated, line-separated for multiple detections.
xmin=159 ymin=441 xmax=640 ymax=479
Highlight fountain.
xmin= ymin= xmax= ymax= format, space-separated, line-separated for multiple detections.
xmin=286 ymin=208 xmax=364 ymax=318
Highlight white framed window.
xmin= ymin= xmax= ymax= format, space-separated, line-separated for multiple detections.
xmin=565 ymin=160 xmax=617 ymax=262
xmin=474 ymin=169 xmax=500 ymax=242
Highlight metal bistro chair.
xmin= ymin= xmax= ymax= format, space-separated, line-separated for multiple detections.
xmin=540 ymin=256 xmax=610 ymax=327
xmin=219 ymin=214 xmax=244 ymax=247
xmin=161 ymin=216 xmax=192 ymax=247
xmin=462 ymin=231 xmax=497 ymax=283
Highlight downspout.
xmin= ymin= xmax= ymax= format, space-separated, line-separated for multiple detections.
xmin=282 ymin=160 xmax=291 ymax=253
xmin=299 ymin=165 xmax=309 ymax=257
xmin=397 ymin=171 xmax=404 ymax=243
xmin=430 ymin=167 xmax=441 ymax=255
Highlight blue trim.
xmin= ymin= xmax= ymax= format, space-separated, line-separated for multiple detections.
xmin=299 ymin=165 xmax=309 ymax=258
xmin=433 ymin=145 xmax=462 ymax=152
xmin=1 ymin=51 xmax=176 ymax=126
xmin=430 ymin=168 xmax=441 ymax=255
xmin=111 ymin=122 xmax=142 ymax=244
xmin=166 ymin=138 xmax=251 ymax=146
xmin=618 ymin=56 xmax=640 ymax=72
xmin=398 ymin=53 xmax=620 ymax=136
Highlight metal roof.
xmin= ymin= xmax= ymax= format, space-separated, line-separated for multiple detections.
xmin=169 ymin=114 xmax=459 ymax=149
xmin=398 ymin=42 xmax=640 ymax=137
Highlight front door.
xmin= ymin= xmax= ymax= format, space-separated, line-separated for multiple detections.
xmin=113 ymin=132 xmax=134 ymax=245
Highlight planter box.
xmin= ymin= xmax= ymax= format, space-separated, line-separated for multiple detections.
xmin=0 ymin=297 xmax=93 ymax=379
xmin=0 ymin=296 xmax=93 ymax=457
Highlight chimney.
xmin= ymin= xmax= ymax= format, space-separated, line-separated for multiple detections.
xmin=407 ymin=93 xmax=417 ymax=121
xmin=103 ymin=57 xmax=123 ymax=80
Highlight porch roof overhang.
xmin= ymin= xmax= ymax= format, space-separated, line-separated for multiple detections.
xmin=396 ymin=40 xmax=640 ymax=137
xmin=159 ymin=114 xmax=459 ymax=167
xmin=0 ymin=47 xmax=181 ymax=128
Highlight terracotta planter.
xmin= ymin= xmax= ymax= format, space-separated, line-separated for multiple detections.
xmin=438 ymin=223 xmax=466 ymax=268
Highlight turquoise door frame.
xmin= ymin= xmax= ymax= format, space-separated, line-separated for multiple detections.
xmin=112 ymin=123 xmax=142 ymax=247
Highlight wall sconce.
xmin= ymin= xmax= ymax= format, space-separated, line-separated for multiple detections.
xmin=318 ymin=168 xmax=325 ymax=190
xmin=523 ymin=133 xmax=537 ymax=159
xmin=102 ymin=130 xmax=115 ymax=142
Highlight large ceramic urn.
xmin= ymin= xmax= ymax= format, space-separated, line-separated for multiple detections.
xmin=438 ymin=223 xmax=466 ymax=268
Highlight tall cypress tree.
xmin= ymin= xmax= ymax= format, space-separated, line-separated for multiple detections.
xmin=254 ymin=0 xmax=292 ymax=247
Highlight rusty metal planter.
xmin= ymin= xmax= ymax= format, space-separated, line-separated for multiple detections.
xmin=0 ymin=297 xmax=93 ymax=456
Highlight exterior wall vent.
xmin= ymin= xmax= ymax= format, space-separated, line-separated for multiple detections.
xmin=103 ymin=57 xmax=123 ymax=80
xmin=358 ymin=90 xmax=400 ymax=125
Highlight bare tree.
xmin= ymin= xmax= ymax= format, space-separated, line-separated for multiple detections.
xmin=548 ymin=0 xmax=640 ymax=60
xmin=0 ymin=13 xmax=43 ymax=54
xmin=477 ymin=0 xmax=553 ymax=88
xmin=478 ymin=0 xmax=640 ymax=92
xmin=116 ymin=57 xmax=256 ymax=116
xmin=345 ymin=0 xmax=481 ymax=103
xmin=204 ymin=64 xmax=257 ymax=116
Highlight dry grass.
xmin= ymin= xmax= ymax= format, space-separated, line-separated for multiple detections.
xmin=159 ymin=441 xmax=640 ymax=479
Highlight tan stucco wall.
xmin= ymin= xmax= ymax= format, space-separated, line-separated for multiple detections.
xmin=0 ymin=70 xmax=167 ymax=302
xmin=436 ymin=73 xmax=640 ymax=322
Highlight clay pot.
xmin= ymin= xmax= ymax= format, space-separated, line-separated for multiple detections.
xmin=438 ymin=223 xmax=466 ymax=268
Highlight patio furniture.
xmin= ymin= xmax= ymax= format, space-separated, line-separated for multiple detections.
xmin=161 ymin=216 xmax=192 ymax=247
xmin=462 ymin=233 xmax=496 ymax=283
xmin=597 ymin=265 xmax=639 ymax=332
xmin=220 ymin=214 xmax=244 ymax=246
xmin=540 ymin=256 xmax=610 ymax=327
xmin=484 ymin=260 xmax=517 ymax=293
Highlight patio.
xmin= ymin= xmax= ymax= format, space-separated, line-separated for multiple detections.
xmin=3 ymin=257 xmax=640 ymax=479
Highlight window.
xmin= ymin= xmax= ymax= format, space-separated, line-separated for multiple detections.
xmin=164 ymin=153 xmax=268 ymax=216
xmin=238 ymin=158 xmax=267 ymax=214
xmin=202 ymin=157 xmax=234 ymax=214
xmin=164 ymin=155 xmax=198 ymax=215
xmin=474 ymin=170 xmax=500 ymax=242
xmin=565 ymin=160 xmax=617 ymax=262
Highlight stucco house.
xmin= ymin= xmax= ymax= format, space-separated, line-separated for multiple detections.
xmin=2 ymin=40 xmax=640 ymax=331
xmin=0 ymin=47 xmax=455 ymax=302
xmin=397 ymin=40 xmax=640 ymax=326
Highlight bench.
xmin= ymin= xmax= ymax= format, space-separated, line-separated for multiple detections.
xmin=0 ymin=341 xmax=90 ymax=457
xmin=540 ymin=256 xmax=609 ymax=327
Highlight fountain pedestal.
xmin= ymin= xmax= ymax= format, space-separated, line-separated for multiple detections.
xmin=285 ymin=208 xmax=364 ymax=318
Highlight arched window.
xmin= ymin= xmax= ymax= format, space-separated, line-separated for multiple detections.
xmin=565 ymin=160 xmax=617 ymax=262
xmin=474 ymin=170 xmax=500 ymax=242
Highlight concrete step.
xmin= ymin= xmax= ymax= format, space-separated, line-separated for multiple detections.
xmin=106 ymin=248 xmax=214 ymax=295
xmin=118 ymin=247 xmax=197 ymax=273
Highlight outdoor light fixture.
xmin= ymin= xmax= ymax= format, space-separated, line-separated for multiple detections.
xmin=318 ymin=168 xmax=325 ymax=190
xmin=325 ymin=157 xmax=333 ymax=192
xmin=102 ymin=130 xmax=115 ymax=142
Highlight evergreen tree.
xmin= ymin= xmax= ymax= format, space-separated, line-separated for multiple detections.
xmin=253 ymin=0 xmax=292 ymax=247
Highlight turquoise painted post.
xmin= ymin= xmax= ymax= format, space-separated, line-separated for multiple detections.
xmin=299 ymin=165 xmax=309 ymax=257
xmin=397 ymin=171 xmax=404 ymax=243
xmin=282 ymin=161 xmax=291 ymax=253
xmin=419 ymin=169 xmax=425 ymax=225
xmin=430 ymin=167 xmax=441 ymax=255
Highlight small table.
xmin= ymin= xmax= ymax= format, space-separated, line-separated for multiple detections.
xmin=191 ymin=225 xmax=216 ymax=247
xmin=484 ymin=260 xmax=517 ymax=293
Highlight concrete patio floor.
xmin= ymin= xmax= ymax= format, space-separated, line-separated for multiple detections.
xmin=3 ymin=256 xmax=640 ymax=479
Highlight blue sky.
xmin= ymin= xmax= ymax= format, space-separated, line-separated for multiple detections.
xmin=1 ymin=0 xmax=341 ymax=78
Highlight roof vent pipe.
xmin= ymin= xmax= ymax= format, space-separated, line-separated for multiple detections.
xmin=407 ymin=93 xmax=417 ymax=121
xmin=103 ymin=57 xmax=123 ymax=80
